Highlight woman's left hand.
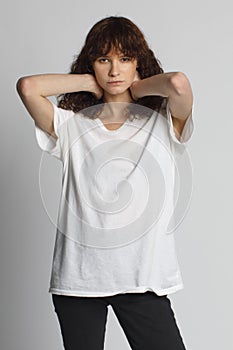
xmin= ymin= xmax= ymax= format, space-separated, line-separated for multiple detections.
xmin=130 ymin=70 xmax=141 ymax=101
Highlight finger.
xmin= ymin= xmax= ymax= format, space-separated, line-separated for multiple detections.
xmin=95 ymin=91 xmax=103 ymax=100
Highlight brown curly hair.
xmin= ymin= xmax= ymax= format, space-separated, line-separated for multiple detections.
xmin=57 ymin=16 xmax=166 ymax=118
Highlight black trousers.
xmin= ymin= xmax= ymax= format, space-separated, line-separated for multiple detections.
xmin=51 ymin=291 xmax=186 ymax=350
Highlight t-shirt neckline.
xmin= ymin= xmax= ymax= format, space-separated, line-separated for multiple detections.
xmin=94 ymin=117 xmax=130 ymax=134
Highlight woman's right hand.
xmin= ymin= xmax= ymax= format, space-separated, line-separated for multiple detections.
xmin=86 ymin=74 xmax=103 ymax=100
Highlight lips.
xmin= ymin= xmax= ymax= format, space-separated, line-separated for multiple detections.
xmin=107 ymin=81 xmax=124 ymax=84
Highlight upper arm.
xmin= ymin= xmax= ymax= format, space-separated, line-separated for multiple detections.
xmin=161 ymin=94 xmax=194 ymax=145
xmin=171 ymin=115 xmax=190 ymax=139
xmin=16 ymin=77 xmax=56 ymax=138
xmin=169 ymin=72 xmax=194 ymax=139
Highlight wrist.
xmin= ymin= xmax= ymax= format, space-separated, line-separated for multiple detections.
xmin=83 ymin=73 xmax=94 ymax=91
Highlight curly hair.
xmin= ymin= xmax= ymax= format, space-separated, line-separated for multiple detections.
xmin=57 ymin=16 xmax=166 ymax=119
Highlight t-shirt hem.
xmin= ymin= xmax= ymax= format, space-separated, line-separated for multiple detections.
xmin=48 ymin=284 xmax=184 ymax=297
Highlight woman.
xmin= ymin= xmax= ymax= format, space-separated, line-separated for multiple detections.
xmin=16 ymin=15 xmax=194 ymax=350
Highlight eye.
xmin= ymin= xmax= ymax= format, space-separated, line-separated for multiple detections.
xmin=120 ymin=57 xmax=131 ymax=62
xmin=98 ymin=58 xmax=109 ymax=63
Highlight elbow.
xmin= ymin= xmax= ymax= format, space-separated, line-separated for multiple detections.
xmin=170 ymin=72 xmax=189 ymax=96
xmin=16 ymin=76 xmax=36 ymax=97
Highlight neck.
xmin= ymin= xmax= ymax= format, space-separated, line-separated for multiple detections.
xmin=102 ymin=90 xmax=133 ymax=120
xmin=101 ymin=102 xmax=130 ymax=121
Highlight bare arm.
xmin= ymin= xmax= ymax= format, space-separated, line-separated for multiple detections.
xmin=130 ymin=71 xmax=193 ymax=138
xmin=16 ymin=73 xmax=103 ymax=136
xmin=130 ymin=72 xmax=177 ymax=99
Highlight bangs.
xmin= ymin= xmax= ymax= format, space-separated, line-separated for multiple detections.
xmin=88 ymin=24 xmax=141 ymax=61
xmin=98 ymin=37 xmax=137 ymax=58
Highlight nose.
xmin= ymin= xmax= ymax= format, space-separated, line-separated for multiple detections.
xmin=108 ymin=60 xmax=120 ymax=77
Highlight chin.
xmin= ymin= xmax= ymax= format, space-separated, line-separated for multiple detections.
xmin=106 ymin=87 xmax=128 ymax=94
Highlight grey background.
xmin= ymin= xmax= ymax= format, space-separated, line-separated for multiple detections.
xmin=1 ymin=1 xmax=232 ymax=349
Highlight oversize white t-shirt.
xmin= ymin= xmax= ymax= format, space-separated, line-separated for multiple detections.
xmin=34 ymin=99 xmax=194 ymax=297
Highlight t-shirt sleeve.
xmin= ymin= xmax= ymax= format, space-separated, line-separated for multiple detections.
xmin=165 ymin=98 xmax=194 ymax=145
xmin=34 ymin=102 xmax=74 ymax=161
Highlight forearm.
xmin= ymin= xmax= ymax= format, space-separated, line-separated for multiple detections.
xmin=17 ymin=73 xmax=92 ymax=97
xmin=131 ymin=72 xmax=179 ymax=99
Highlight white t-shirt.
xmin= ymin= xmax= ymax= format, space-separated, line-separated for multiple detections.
xmin=34 ymin=98 xmax=194 ymax=297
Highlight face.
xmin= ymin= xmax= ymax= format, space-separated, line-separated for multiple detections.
xmin=92 ymin=47 xmax=138 ymax=102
